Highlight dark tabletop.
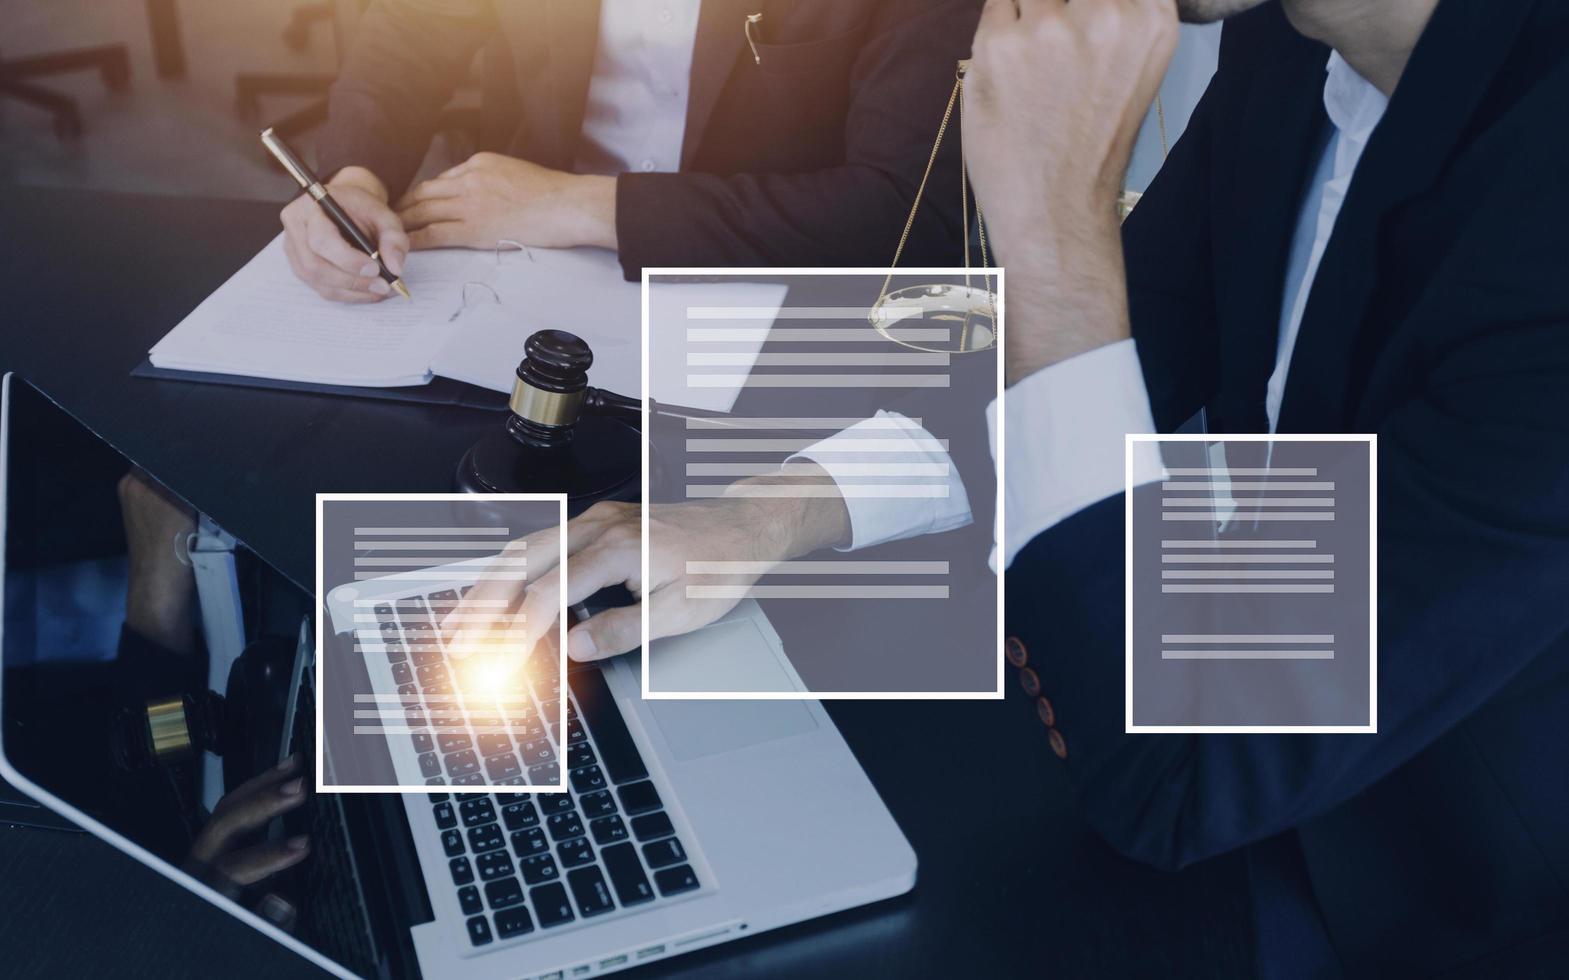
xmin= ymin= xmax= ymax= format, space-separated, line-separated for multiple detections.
xmin=0 ymin=187 xmax=1253 ymax=979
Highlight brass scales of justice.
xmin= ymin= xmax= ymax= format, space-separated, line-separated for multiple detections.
xmin=867 ymin=59 xmax=1168 ymax=354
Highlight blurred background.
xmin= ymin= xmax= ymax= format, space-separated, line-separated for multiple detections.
xmin=0 ymin=0 xmax=1217 ymax=202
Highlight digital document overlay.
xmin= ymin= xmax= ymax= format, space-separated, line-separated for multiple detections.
xmin=1126 ymin=436 xmax=1377 ymax=732
xmin=316 ymin=494 xmax=568 ymax=792
xmin=642 ymin=269 xmax=1004 ymax=699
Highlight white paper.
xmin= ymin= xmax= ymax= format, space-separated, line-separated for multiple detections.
xmin=430 ymin=247 xmax=787 ymax=413
xmin=150 ymin=235 xmax=486 ymax=388
xmin=150 ymin=236 xmax=786 ymax=409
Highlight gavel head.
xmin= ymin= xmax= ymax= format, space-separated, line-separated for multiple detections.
xmin=506 ymin=329 xmax=594 ymax=449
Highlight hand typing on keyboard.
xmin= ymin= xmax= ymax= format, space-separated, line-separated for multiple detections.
xmin=445 ymin=465 xmax=852 ymax=663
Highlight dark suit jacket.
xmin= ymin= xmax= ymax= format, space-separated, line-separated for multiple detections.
xmin=315 ymin=0 xmax=981 ymax=278
xmin=1005 ymin=2 xmax=1569 ymax=977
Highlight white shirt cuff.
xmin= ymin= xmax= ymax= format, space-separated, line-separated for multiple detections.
xmin=790 ymin=410 xmax=973 ymax=551
xmin=988 ymin=339 xmax=1165 ymax=569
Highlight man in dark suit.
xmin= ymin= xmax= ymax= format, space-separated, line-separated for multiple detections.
xmin=279 ymin=0 xmax=980 ymax=301
xmin=965 ymin=0 xmax=1569 ymax=976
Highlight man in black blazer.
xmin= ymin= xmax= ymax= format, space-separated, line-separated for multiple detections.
xmin=278 ymin=0 xmax=980 ymax=300
xmin=965 ymin=0 xmax=1569 ymax=976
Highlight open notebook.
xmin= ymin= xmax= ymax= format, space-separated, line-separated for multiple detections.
xmin=148 ymin=235 xmax=787 ymax=412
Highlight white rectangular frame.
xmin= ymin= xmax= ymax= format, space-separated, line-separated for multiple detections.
xmin=1124 ymin=433 xmax=1378 ymax=734
xmin=640 ymin=267 xmax=1005 ymax=700
xmin=314 ymin=491 xmax=569 ymax=793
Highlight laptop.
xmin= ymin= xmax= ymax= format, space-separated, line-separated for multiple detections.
xmin=0 ymin=374 xmax=917 ymax=979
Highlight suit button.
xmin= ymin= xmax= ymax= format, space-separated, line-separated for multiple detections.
xmin=1035 ymin=696 xmax=1055 ymax=727
xmin=1004 ymin=636 xmax=1028 ymax=667
xmin=1019 ymin=668 xmax=1040 ymax=697
xmin=1048 ymin=728 xmax=1067 ymax=760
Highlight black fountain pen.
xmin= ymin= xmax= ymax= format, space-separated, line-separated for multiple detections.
xmin=259 ymin=127 xmax=411 ymax=300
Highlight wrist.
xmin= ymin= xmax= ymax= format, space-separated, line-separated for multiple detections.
xmin=723 ymin=466 xmax=852 ymax=560
xmin=329 ymin=166 xmax=389 ymax=201
xmin=1003 ymin=210 xmax=1130 ymax=385
xmin=568 ymin=174 xmax=618 ymax=250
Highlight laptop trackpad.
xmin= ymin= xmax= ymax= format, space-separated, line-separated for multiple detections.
xmin=646 ymin=697 xmax=818 ymax=763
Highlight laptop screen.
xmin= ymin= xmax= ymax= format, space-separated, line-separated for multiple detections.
xmin=0 ymin=377 xmax=380 ymax=976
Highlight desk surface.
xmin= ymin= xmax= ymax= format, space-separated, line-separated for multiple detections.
xmin=0 ymin=187 xmax=1253 ymax=979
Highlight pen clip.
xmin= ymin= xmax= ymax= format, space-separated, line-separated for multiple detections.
xmin=745 ymin=13 xmax=763 ymax=66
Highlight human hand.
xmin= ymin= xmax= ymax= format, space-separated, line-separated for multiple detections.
xmin=963 ymin=0 xmax=1178 ymax=379
xmin=396 ymin=152 xmax=618 ymax=252
xmin=279 ymin=165 xmax=408 ymax=303
xmin=445 ymin=472 xmax=850 ymax=664
xmin=185 ymin=754 xmax=310 ymax=888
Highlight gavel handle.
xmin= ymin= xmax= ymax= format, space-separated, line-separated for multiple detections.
xmin=582 ymin=387 xmax=641 ymax=422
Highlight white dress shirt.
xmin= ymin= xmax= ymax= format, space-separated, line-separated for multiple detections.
xmin=576 ymin=0 xmax=701 ymax=176
xmin=988 ymin=52 xmax=1389 ymax=567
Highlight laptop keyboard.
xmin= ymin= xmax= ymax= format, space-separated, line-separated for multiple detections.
xmin=369 ymin=590 xmax=701 ymax=947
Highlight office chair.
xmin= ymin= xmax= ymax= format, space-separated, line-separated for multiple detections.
xmin=0 ymin=43 xmax=130 ymax=140
xmin=237 ymin=0 xmax=488 ymax=150
xmin=235 ymin=0 xmax=364 ymax=140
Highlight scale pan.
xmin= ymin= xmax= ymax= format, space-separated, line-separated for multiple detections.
xmin=869 ymin=283 xmax=997 ymax=353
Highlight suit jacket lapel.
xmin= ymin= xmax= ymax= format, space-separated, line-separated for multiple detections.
xmin=1209 ymin=33 xmax=1328 ymax=434
xmin=1275 ymin=0 xmax=1539 ymax=431
xmin=682 ymin=0 xmax=757 ymax=168
xmin=541 ymin=0 xmax=602 ymax=170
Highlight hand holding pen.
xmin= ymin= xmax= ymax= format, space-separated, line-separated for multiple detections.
xmin=265 ymin=129 xmax=411 ymax=303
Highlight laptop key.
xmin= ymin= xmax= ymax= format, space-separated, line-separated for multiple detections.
xmin=518 ymin=740 xmax=556 ymax=766
xmin=502 ymin=801 xmax=539 ymax=830
xmin=527 ymin=763 xmax=561 ymax=786
xmin=392 ymin=662 xmax=414 ymax=686
xmin=416 ymin=664 xmax=450 ymax=687
xmin=457 ymin=885 xmax=482 ymax=916
xmin=617 ymin=780 xmax=662 ymax=816
xmin=385 ymin=640 xmax=407 ymax=664
xmin=631 ymin=812 xmax=674 ymax=841
xmin=440 ymin=829 xmax=464 ymax=857
xmin=419 ymin=752 xmax=441 ymax=778
xmin=567 ymin=865 xmax=616 ymax=918
xmin=566 ymin=743 xmax=596 ymax=770
xmin=466 ymin=915 xmax=493 ymax=947
xmin=642 ymin=837 xmax=687 ymax=869
xmin=458 ymin=798 xmax=496 ymax=828
xmin=374 ymin=604 xmax=395 ymax=624
xmin=546 ymin=812 xmax=584 ymax=841
xmin=578 ymin=790 xmax=616 ymax=819
xmin=493 ymin=906 xmax=534 ymax=939
xmin=398 ymin=683 xmax=418 ymax=699
xmin=520 ymin=854 xmax=559 ymax=885
xmin=531 ymin=882 xmax=576 ymax=928
xmin=565 ymin=718 xmax=588 ymax=745
xmin=412 ymin=732 xmax=434 ymax=754
xmin=468 ymin=824 xmax=505 ymax=854
xmin=568 ymin=669 xmax=649 ymax=784
xmin=449 ymin=857 xmax=474 ymax=886
xmin=484 ymin=876 xmax=523 ymax=910
xmin=438 ymin=733 xmax=472 ymax=754
xmin=653 ymin=864 xmax=700 ymax=897
xmin=476 ymin=851 xmax=514 ymax=882
xmin=601 ymin=842 xmax=655 ymax=907
xmin=445 ymin=750 xmax=480 ymax=778
xmin=485 ymin=753 xmax=522 ymax=782
xmin=432 ymin=802 xmax=457 ymax=830
xmin=477 ymin=733 xmax=511 ymax=757
xmin=556 ymin=836 xmax=595 ymax=869
xmin=425 ymin=776 xmax=446 ymax=786
xmin=570 ymin=765 xmax=607 ymax=795
xmin=537 ymin=794 xmax=574 ymax=816
xmin=510 ymin=828 xmax=548 ymax=857
xmin=452 ymin=772 xmax=486 ymax=786
xmin=590 ymin=815 xmax=629 ymax=845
